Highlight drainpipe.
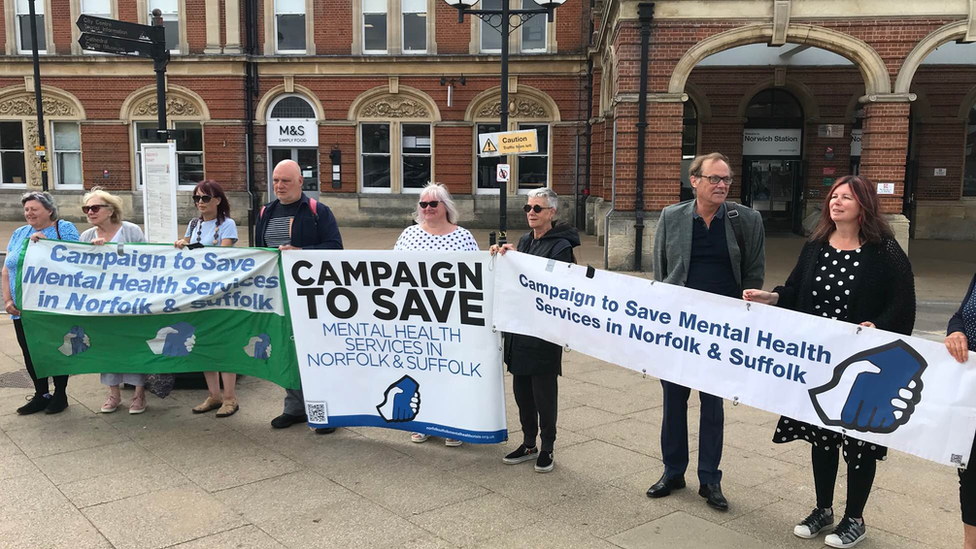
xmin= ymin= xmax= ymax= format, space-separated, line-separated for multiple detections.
xmin=604 ymin=119 xmax=617 ymax=270
xmin=244 ymin=0 xmax=259 ymax=245
xmin=582 ymin=55 xmax=594 ymax=230
xmin=633 ymin=2 xmax=654 ymax=271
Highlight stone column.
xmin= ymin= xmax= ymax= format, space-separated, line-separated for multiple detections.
xmin=205 ymin=0 xmax=222 ymax=53
xmin=225 ymin=0 xmax=242 ymax=53
xmin=858 ymin=96 xmax=912 ymax=251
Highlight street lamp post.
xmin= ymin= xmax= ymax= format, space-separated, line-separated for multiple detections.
xmin=443 ymin=0 xmax=567 ymax=244
xmin=27 ymin=0 xmax=48 ymax=191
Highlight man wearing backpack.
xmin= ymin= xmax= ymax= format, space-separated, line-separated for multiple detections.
xmin=646 ymin=152 xmax=765 ymax=511
xmin=257 ymin=159 xmax=343 ymax=434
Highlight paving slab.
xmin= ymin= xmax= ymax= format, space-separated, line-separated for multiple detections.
xmin=473 ymin=520 xmax=621 ymax=549
xmin=408 ymin=492 xmax=542 ymax=546
xmin=33 ymin=440 xmax=164 ymax=485
xmin=541 ymin=485 xmax=676 ymax=539
xmin=0 ymin=506 xmax=113 ymax=549
xmin=59 ymin=462 xmax=193 ymax=509
xmin=168 ymin=525 xmax=288 ymax=549
xmin=81 ymin=484 xmax=249 ymax=549
xmin=609 ymin=510 xmax=764 ymax=549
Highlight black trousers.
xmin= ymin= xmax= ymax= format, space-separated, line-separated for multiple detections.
xmin=512 ymin=374 xmax=558 ymax=452
xmin=13 ymin=318 xmax=67 ymax=395
xmin=661 ymin=380 xmax=724 ymax=484
xmin=959 ymin=431 xmax=976 ymax=526
xmin=812 ymin=444 xmax=877 ymax=518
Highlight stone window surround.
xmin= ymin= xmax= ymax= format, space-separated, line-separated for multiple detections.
xmin=465 ymin=83 xmax=560 ymax=195
xmin=4 ymin=0 xmax=54 ymax=56
xmin=121 ymin=85 xmax=210 ymax=191
xmin=351 ymin=85 xmax=440 ymax=194
xmin=264 ymin=0 xmax=314 ymax=55
xmin=468 ymin=0 xmax=558 ymax=56
xmin=351 ymin=0 xmax=438 ymax=56
xmin=69 ymin=0 xmax=119 ymax=55
xmin=136 ymin=0 xmax=188 ymax=55
xmin=0 ymin=85 xmax=86 ymax=190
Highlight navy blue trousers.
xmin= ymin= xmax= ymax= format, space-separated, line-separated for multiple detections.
xmin=661 ymin=380 xmax=724 ymax=485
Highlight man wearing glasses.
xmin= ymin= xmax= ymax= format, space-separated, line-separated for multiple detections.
xmin=257 ymin=159 xmax=343 ymax=434
xmin=646 ymin=152 xmax=766 ymax=511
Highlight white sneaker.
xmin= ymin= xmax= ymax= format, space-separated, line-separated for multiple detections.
xmin=410 ymin=432 xmax=429 ymax=443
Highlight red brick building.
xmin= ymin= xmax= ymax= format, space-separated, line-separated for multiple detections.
xmin=0 ymin=0 xmax=973 ymax=269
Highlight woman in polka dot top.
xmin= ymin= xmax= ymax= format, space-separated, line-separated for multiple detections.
xmin=744 ymin=175 xmax=916 ymax=548
xmin=394 ymin=183 xmax=479 ymax=447
xmin=946 ymin=273 xmax=976 ymax=548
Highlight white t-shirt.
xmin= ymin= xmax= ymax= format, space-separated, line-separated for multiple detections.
xmin=393 ymin=224 xmax=479 ymax=252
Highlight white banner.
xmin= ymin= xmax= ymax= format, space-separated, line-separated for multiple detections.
xmin=492 ymin=252 xmax=976 ymax=467
xmin=282 ymin=251 xmax=507 ymax=443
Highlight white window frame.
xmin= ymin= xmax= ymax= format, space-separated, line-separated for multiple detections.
xmin=80 ymin=0 xmax=113 ymax=55
xmin=516 ymin=122 xmax=549 ymax=193
xmin=274 ymin=0 xmax=307 ymax=54
xmin=400 ymin=122 xmax=431 ymax=194
xmin=519 ymin=0 xmax=547 ymax=53
xmin=360 ymin=122 xmax=391 ymax=193
xmin=362 ymin=0 xmax=388 ymax=55
xmin=15 ymin=0 xmax=46 ymax=55
xmin=401 ymin=0 xmax=426 ymax=55
xmin=479 ymin=0 xmax=502 ymax=54
xmin=133 ymin=121 xmax=204 ymax=190
xmin=0 ymin=120 xmax=27 ymax=189
xmin=51 ymin=121 xmax=83 ymax=190
xmin=147 ymin=0 xmax=179 ymax=54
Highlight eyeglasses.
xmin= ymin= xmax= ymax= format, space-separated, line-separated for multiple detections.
xmin=418 ymin=201 xmax=440 ymax=209
xmin=697 ymin=174 xmax=733 ymax=185
xmin=192 ymin=195 xmax=213 ymax=204
xmin=82 ymin=204 xmax=111 ymax=214
xmin=524 ymin=205 xmax=552 ymax=213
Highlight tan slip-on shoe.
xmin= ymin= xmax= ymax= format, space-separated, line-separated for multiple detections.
xmin=192 ymin=396 xmax=223 ymax=414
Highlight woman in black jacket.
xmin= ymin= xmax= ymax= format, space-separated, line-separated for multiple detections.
xmin=744 ymin=175 xmax=915 ymax=549
xmin=490 ymin=187 xmax=580 ymax=473
xmin=945 ymin=273 xmax=976 ymax=549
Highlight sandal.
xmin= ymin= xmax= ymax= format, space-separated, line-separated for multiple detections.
xmin=192 ymin=396 xmax=223 ymax=414
xmin=215 ymin=398 xmax=239 ymax=418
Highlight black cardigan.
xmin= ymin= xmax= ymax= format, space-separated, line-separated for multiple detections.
xmin=947 ymin=273 xmax=976 ymax=351
xmin=774 ymin=238 xmax=916 ymax=336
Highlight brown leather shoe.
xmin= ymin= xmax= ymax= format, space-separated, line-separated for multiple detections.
xmin=215 ymin=398 xmax=239 ymax=418
xmin=192 ymin=396 xmax=223 ymax=414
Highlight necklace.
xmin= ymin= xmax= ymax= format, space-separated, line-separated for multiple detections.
xmin=195 ymin=217 xmax=222 ymax=246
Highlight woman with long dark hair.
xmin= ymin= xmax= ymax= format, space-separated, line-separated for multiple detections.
xmin=744 ymin=175 xmax=916 ymax=548
xmin=175 ymin=180 xmax=241 ymax=417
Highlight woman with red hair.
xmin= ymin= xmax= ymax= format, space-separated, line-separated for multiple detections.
xmin=744 ymin=175 xmax=916 ymax=548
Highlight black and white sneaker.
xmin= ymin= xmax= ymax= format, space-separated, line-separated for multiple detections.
xmin=534 ymin=450 xmax=554 ymax=473
xmin=793 ymin=507 xmax=834 ymax=539
xmin=825 ymin=516 xmax=866 ymax=548
xmin=503 ymin=445 xmax=538 ymax=465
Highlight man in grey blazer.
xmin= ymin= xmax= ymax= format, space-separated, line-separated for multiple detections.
xmin=646 ymin=152 xmax=765 ymax=511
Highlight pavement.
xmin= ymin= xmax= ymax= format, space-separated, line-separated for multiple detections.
xmin=0 ymin=224 xmax=973 ymax=549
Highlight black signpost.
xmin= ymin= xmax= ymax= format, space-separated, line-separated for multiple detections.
xmin=77 ymin=11 xmax=174 ymax=141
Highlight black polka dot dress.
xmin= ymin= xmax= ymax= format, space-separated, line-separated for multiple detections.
xmin=772 ymin=246 xmax=887 ymax=463
xmin=393 ymin=224 xmax=479 ymax=252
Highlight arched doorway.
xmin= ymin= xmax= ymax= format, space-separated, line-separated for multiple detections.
xmin=267 ymin=94 xmax=320 ymax=199
xmin=741 ymin=89 xmax=804 ymax=233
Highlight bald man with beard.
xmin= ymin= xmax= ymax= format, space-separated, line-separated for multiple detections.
xmin=257 ymin=159 xmax=343 ymax=433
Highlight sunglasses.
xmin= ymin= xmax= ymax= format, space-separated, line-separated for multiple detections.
xmin=418 ymin=201 xmax=440 ymax=209
xmin=82 ymin=204 xmax=111 ymax=214
xmin=523 ymin=205 xmax=552 ymax=213
xmin=192 ymin=195 xmax=213 ymax=204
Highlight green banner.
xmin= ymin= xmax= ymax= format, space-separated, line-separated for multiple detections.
xmin=15 ymin=239 xmax=301 ymax=390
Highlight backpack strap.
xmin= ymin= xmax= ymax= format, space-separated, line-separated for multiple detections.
xmin=259 ymin=206 xmax=266 ymax=219
xmin=308 ymin=197 xmax=319 ymax=220
xmin=725 ymin=201 xmax=747 ymax=289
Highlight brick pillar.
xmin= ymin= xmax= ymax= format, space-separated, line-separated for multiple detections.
xmin=858 ymin=100 xmax=911 ymax=249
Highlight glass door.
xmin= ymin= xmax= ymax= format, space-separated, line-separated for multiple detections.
xmin=746 ymin=159 xmax=797 ymax=233
xmin=269 ymin=148 xmax=319 ymax=201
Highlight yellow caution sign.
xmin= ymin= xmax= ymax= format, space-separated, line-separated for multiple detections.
xmin=478 ymin=129 xmax=538 ymax=157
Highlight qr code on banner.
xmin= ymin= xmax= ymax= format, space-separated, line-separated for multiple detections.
xmin=952 ymin=454 xmax=964 ymax=465
xmin=306 ymin=402 xmax=327 ymax=423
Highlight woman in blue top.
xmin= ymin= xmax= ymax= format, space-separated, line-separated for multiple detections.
xmin=2 ymin=192 xmax=80 ymax=415
xmin=174 ymin=180 xmax=241 ymax=417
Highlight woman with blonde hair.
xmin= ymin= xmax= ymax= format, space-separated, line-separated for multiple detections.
xmin=78 ymin=187 xmax=149 ymax=413
xmin=394 ymin=183 xmax=478 ymax=446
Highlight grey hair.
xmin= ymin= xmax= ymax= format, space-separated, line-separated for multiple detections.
xmin=415 ymin=183 xmax=460 ymax=225
xmin=21 ymin=191 xmax=59 ymax=221
xmin=526 ymin=187 xmax=559 ymax=211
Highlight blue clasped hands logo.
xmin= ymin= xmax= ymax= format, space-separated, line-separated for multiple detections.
xmin=243 ymin=334 xmax=272 ymax=359
xmin=376 ymin=375 xmax=421 ymax=422
xmin=58 ymin=325 xmax=91 ymax=356
xmin=809 ymin=340 xmax=927 ymax=434
xmin=146 ymin=322 xmax=197 ymax=357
